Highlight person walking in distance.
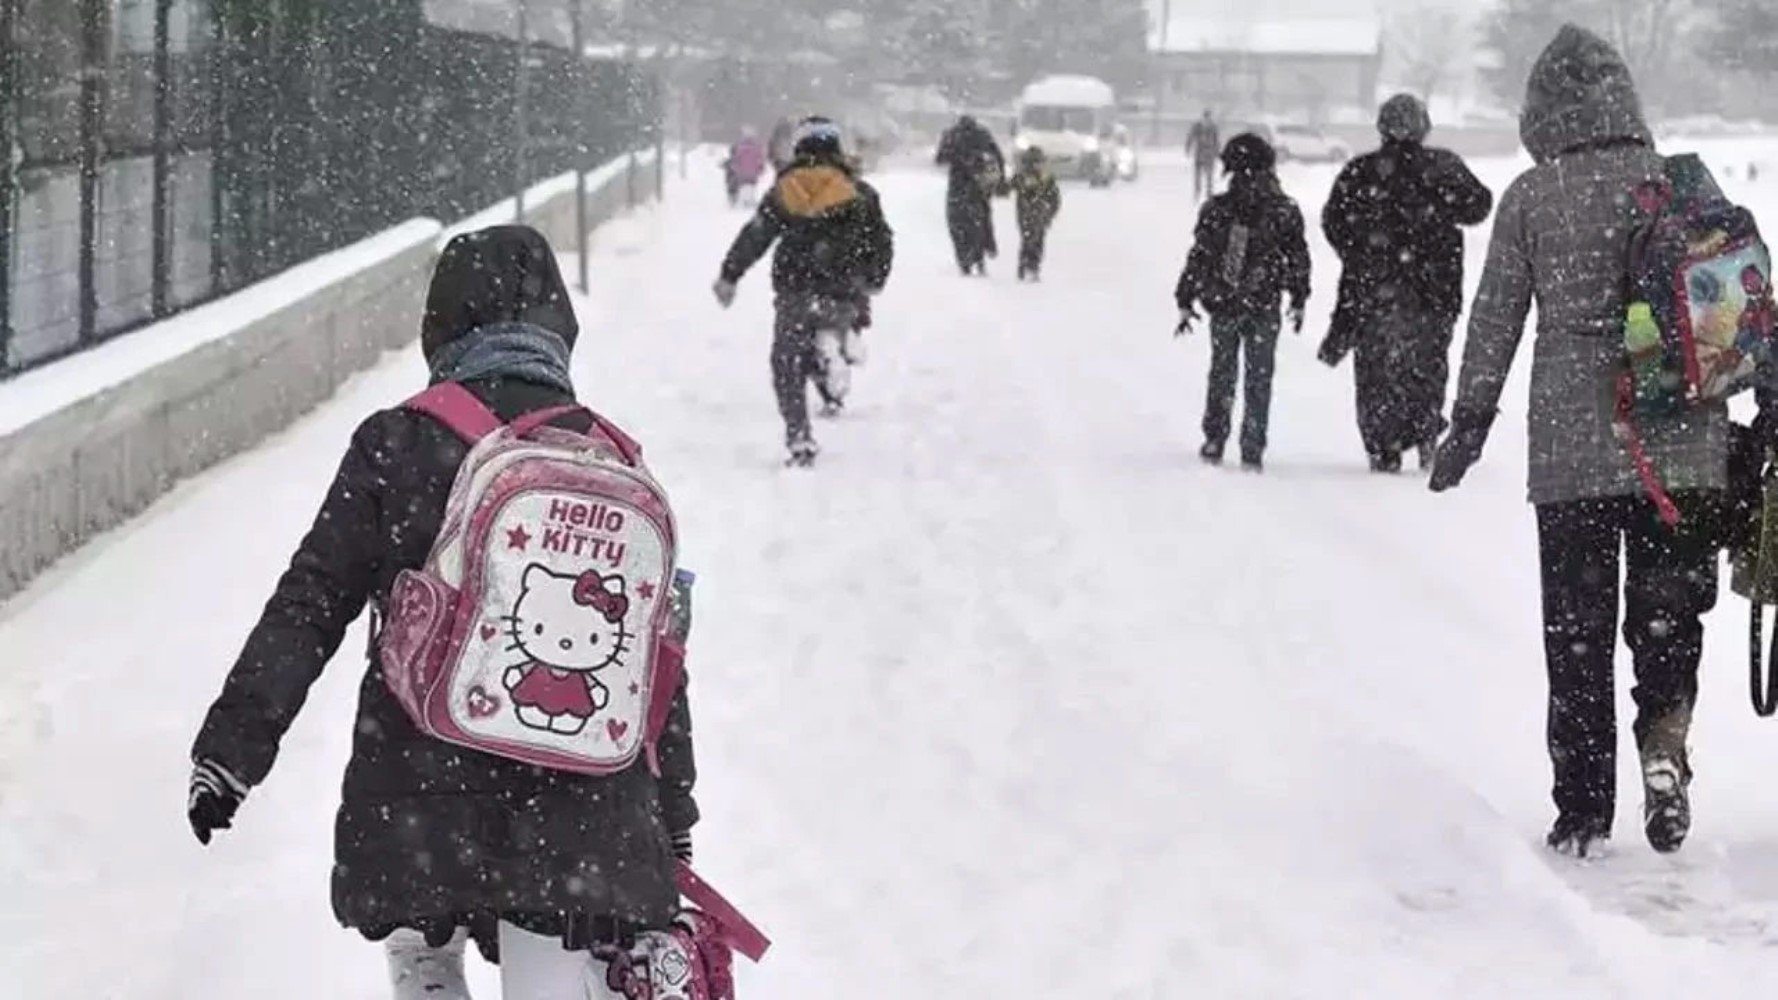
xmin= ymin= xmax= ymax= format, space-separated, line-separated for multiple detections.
xmin=715 ymin=118 xmax=895 ymax=467
xmin=1320 ymin=94 xmax=1493 ymax=473
xmin=1185 ymin=109 xmax=1221 ymax=205
xmin=1010 ymin=146 xmax=1062 ymax=282
xmin=1429 ymin=25 xmax=1772 ymax=858
xmin=1174 ymin=133 xmax=1311 ymax=472
xmin=936 ymin=115 xmax=1007 ymax=276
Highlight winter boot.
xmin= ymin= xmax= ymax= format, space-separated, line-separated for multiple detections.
xmin=1369 ymin=451 xmax=1402 ymax=474
xmin=1241 ymin=452 xmax=1264 ymax=473
xmin=1546 ymin=814 xmax=1612 ymax=859
xmin=1641 ymin=707 xmax=1694 ymax=853
xmin=1200 ymin=440 xmax=1225 ymax=466
xmin=786 ymin=434 xmax=819 ymax=468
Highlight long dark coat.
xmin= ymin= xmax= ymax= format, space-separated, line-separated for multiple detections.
xmin=191 ymin=227 xmax=698 ymax=948
xmin=936 ymin=120 xmax=1005 ymax=269
xmin=1320 ymin=140 xmax=1492 ymax=363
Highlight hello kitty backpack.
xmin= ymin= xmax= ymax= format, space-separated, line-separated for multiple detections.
xmin=377 ymin=382 xmax=684 ymax=775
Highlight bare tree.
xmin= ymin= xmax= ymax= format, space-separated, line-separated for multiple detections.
xmin=1387 ymin=1 xmax=1472 ymax=105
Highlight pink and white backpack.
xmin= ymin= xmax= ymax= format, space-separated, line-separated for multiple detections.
xmin=378 ymin=382 xmax=683 ymax=775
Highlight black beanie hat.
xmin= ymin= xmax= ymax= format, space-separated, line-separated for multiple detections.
xmin=1378 ymin=93 xmax=1433 ymax=144
xmin=1220 ymin=132 xmax=1277 ymax=174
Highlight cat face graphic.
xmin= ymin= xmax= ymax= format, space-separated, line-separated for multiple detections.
xmin=506 ymin=564 xmax=631 ymax=672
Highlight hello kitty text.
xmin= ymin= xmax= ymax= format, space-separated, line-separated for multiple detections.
xmin=540 ymin=498 xmax=628 ymax=567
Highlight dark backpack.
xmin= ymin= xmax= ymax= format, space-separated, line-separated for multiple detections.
xmin=1200 ymin=206 xmax=1279 ymax=312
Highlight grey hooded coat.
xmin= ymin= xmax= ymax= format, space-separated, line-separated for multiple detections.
xmin=1450 ymin=25 xmax=1729 ymax=505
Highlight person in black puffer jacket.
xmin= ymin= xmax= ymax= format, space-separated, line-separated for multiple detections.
xmin=188 ymin=225 xmax=698 ymax=997
xmin=1175 ymin=133 xmax=1312 ymax=471
xmin=1320 ymin=94 xmax=1493 ymax=473
xmin=715 ymin=118 xmax=895 ymax=465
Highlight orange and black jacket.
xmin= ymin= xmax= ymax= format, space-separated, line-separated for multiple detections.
xmin=719 ymin=155 xmax=894 ymax=302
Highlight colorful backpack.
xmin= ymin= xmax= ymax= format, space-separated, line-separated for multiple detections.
xmin=377 ymin=382 xmax=684 ymax=775
xmin=1618 ymin=154 xmax=1776 ymax=523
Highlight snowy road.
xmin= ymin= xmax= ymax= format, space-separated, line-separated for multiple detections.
xmin=8 ymin=148 xmax=1778 ymax=997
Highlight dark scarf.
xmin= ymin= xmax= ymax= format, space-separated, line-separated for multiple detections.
xmin=427 ymin=322 xmax=574 ymax=395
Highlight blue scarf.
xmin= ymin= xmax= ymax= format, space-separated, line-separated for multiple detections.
xmin=428 ymin=322 xmax=574 ymax=395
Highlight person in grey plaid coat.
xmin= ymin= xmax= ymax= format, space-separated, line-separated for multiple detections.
xmin=1430 ymin=24 xmax=1752 ymax=858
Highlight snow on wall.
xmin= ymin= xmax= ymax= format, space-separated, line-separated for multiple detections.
xmin=0 ymin=152 xmax=660 ymax=601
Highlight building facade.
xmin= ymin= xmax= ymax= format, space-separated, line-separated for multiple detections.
xmin=1150 ymin=18 xmax=1382 ymax=123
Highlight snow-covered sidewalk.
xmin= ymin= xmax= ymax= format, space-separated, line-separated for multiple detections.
xmin=6 ymin=148 xmax=1778 ymax=998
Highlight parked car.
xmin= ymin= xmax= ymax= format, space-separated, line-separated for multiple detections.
xmin=1269 ymin=124 xmax=1350 ymax=163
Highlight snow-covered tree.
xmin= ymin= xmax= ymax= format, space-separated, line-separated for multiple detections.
xmin=1699 ymin=0 xmax=1778 ymax=73
xmin=1387 ymin=1 xmax=1474 ymax=105
xmin=1483 ymin=0 xmax=1700 ymax=113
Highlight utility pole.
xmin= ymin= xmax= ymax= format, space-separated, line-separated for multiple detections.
xmin=1152 ymin=0 xmax=1170 ymax=144
xmin=572 ymin=0 xmax=588 ymax=292
xmin=0 ymin=0 xmax=16 ymax=366
xmin=514 ymin=0 xmax=529 ymax=220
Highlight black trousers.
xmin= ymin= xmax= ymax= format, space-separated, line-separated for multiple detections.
xmin=772 ymin=297 xmax=854 ymax=445
xmin=1202 ymin=312 xmax=1280 ymax=459
xmin=1353 ymin=302 xmax=1455 ymax=459
xmin=1536 ymin=494 xmax=1720 ymax=829
xmin=946 ymin=187 xmax=996 ymax=270
xmin=1018 ymin=221 xmax=1049 ymax=276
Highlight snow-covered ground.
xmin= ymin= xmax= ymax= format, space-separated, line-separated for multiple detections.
xmin=7 ymin=146 xmax=1778 ymax=998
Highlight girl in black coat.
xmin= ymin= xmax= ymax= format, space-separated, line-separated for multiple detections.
xmin=187 ymin=225 xmax=698 ymax=998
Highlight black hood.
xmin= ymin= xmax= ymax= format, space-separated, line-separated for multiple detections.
xmin=422 ymin=225 xmax=578 ymax=364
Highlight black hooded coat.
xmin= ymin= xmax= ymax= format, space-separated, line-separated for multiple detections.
xmin=1319 ymin=108 xmax=1493 ymax=363
xmin=190 ymin=225 xmax=698 ymax=950
xmin=936 ymin=118 xmax=1005 ymax=268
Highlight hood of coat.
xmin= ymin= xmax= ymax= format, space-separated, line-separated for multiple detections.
xmin=422 ymin=225 xmax=578 ymax=365
xmin=775 ymin=164 xmax=860 ymax=219
xmin=1378 ymin=93 xmax=1432 ymax=145
xmin=1519 ymin=24 xmax=1652 ymax=164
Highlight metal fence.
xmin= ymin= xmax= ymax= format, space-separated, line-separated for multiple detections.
xmin=0 ymin=0 xmax=658 ymax=376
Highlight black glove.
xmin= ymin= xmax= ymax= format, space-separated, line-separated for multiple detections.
xmin=1429 ymin=409 xmax=1495 ymax=493
xmin=188 ymin=758 xmax=248 ymax=846
xmin=1287 ymin=300 xmax=1306 ymax=335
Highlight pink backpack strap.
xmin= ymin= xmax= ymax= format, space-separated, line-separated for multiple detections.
xmin=405 ymin=383 xmax=503 ymax=443
xmin=676 ymin=863 xmax=771 ymax=962
xmin=505 ymin=405 xmax=644 ymax=467
xmin=1615 ymin=373 xmax=1683 ymax=527
xmin=589 ymin=412 xmax=644 ymax=466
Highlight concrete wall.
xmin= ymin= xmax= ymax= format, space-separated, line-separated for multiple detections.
xmin=0 ymin=151 xmax=659 ymax=601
